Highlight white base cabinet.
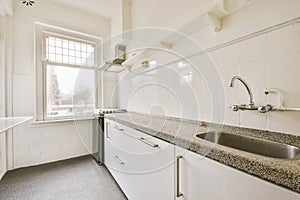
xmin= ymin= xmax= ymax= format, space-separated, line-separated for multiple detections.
xmin=175 ymin=146 xmax=300 ymax=200
xmin=104 ymin=119 xmax=300 ymax=200
xmin=104 ymin=119 xmax=175 ymax=200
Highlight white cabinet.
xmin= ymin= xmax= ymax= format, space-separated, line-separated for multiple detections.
xmin=104 ymin=119 xmax=175 ymax=200
xmin=104 ymin=119 xmax=300 ymax=200
xmin=175 ymin=146 xmax=300 ymax=200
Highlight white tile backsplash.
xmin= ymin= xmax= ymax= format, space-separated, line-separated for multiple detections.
xmin=239 ymin=58 xmax=267 ymax=130
xmin=212 ymin=50 xmax=240 ymax=126
xmin=266 ymin=49 xmax=300 ymax=135
xmin=119 ymin=4 xmax=300 ymax=136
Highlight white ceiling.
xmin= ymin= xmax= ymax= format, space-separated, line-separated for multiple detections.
xmin=50 ymin=0 xmax=120 ymax=19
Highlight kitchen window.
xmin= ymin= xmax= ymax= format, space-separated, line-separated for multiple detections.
xmin=42 ymin=33 xmax=98 ymax=120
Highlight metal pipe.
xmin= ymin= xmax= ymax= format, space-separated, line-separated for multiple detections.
xmin=264 ymin=88 xmax=300 ymax=112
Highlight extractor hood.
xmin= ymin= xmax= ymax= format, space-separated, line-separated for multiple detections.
xmin=99 ymin=45 xmax=127 ymax=73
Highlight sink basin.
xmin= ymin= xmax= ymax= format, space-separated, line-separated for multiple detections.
xmin=196 ymin=132 xmax=300 ymax=159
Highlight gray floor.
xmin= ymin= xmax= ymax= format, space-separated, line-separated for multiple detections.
xmin=0 ymin=156 xmax=127 ymax=200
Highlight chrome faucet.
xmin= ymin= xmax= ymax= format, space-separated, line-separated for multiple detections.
xmin=229 ymin=76 xmax=257 ymax=111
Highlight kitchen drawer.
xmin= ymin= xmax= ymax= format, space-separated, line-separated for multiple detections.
xmin=105 ymin=138 xmax=174 ymax=173
xmin=106 ymin=120 xmax=172 ymax=155
xmin=107 ymin=155 xmax=175 ymax=200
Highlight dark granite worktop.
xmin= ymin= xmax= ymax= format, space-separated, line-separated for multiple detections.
xmin=105 ymin=112 xmax=300 ymax=193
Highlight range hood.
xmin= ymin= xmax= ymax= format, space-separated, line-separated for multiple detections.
xmin=99 ymin=45 xmax=127 ymax=73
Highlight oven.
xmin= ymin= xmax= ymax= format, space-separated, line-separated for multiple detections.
xmin=92 ymin=109 xmax=126 ymax=165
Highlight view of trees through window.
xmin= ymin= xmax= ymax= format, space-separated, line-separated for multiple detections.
xmin=44 ymin=34 xmax=96 ymax=118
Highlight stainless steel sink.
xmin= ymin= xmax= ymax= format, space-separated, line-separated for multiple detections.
xmin=196 ymin=132 xmax=300 ymax=159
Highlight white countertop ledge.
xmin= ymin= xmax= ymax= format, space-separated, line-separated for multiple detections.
xmin=0 ymin=116 xmax=33 ymax=134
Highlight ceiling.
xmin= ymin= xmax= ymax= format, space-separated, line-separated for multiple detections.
xmin=50 ymin=0 xmax=120 ymax=19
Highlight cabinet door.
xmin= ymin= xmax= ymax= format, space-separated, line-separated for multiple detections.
xmin=175 ymin=147 xmax=222 ymax=200
xmin=175 ymin=146 xmax=300 ymax=200
xmin=104 ymin=119 xmax=175 ymax=200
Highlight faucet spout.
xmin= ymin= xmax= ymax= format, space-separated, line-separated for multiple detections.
xmin=230 ymin=76 xmax=255 ymax=107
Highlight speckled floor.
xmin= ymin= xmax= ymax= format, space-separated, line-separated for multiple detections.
xmin=0 ymin=156 xmax=127 ymax=200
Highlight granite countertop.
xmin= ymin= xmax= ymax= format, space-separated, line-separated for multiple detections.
xmin=105 ymin=112 xmax=300 ymax=193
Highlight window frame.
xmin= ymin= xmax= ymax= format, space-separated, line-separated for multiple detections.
xmin=34 ymin=22 xmax=103 ymax=123
xmin=41 ymin=32 xmax=99 ymax=121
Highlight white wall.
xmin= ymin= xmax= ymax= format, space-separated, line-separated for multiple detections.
xmin=5 ymin=0 xmax=110 ymax=169
xmin=118 ymin=0 xmax=300 ymax=136
xmin=0 ymin=17 xmax=6 ymax=117
xmin=0 ymin=0 xmax=14 ymax=16
xmin=131 ymin=0 xmax=213 ymax=30
xmin=0 ymin=16 xmax=7 ymax=178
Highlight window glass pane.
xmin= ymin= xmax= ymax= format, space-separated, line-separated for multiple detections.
xmin=87 ymin=59 xmax=92 ymax=66
xmin=55 ymin=38 xmax=62 ymax=48
xmin=69 ymin=41 xmax=75 ymax=50
xmin=81 ymin=44 xmax=87 ymax=52
xmin=56 ymin=55 xmax=63 ymax=63
xmin=46 ymin=65 xmax=95 ymax=118
xmin=49 ymin=46 xmax=55 ymax=54
xmin=56 ymin=47 xmax=62 ymax=55
xmin=63 ymin=56 xmax=68 ymax=63
xmin=63 ymin=48 xmax=68 ymax=55
xmin=63 ymin=40 xmax=68 ymax=49
xmin=75 ymin=51 xmax=81 ymax=57
xmin=49 ymin=53 xmax=55 ymax=61
xmin=69 ymin=49 xmax=75 ymax=57
xmin=49 ymin=37 xmax=55 ymax=46
xmin=69 ymin=56 xmax=75 ymax=64
xmin=45 ymin=35 xmax=95 ymax=66
xmin=90 ymin=53 xmax=94 ymax=61
xmin=75 ymin=43 xmax=81 ymax=51
xmin=87 ymin=52 xmax=93 ymax=60
xmin=76 ymin=57 xmax=82 ymax=65
xmin=87 ymin=45 xmax=93 ymax=53
xmin=82 ymin=52 xmax=88 ymax=65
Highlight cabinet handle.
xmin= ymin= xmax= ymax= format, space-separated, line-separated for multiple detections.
xmin=113 ymin=125 xmax=124 ymax=131
xmin=106 ymin=122 xmax=110 ymax=138
xmin=176 ymin=155 xmax=183 ymax=197
xmin=139 ymin=137 xmax=159 ymax=148
xmin=114 ymin=155 xmax=125 ymax=165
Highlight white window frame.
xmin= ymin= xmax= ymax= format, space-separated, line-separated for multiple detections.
xmin=34 ymin=22 xmax=102 ymax=122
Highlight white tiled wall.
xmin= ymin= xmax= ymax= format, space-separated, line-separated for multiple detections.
xmin=102 ymin=72 xmax=119 ymax=108
xmin=118 ymin=0 xmax=300 ymax=136
xmin=0 ymin=17 xmax=7 ymax=178
xmin=13 ymin=120 xmax=94 ymax=168
xmin=4 ymin=1 xmax=110 ymax=169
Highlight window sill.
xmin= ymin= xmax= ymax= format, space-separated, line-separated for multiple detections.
xmin=31 ymin=117 xmax=96 ymax=127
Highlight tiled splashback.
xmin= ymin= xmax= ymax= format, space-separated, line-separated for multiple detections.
xmin=116 ymin=5 xmax=300 ymax=136
xmin=209 ymin=23 xmax=300 ymax=135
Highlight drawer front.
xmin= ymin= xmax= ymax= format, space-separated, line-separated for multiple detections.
xmin=105 ymin=134 xmax=175 ymax=173
xmin=105 ymin=119 xmax=175 ymax=172
xmin=107 ymin=120 xmax=173 ymax=155
xmin=108 ymin=160 xmax=175 ymax=200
